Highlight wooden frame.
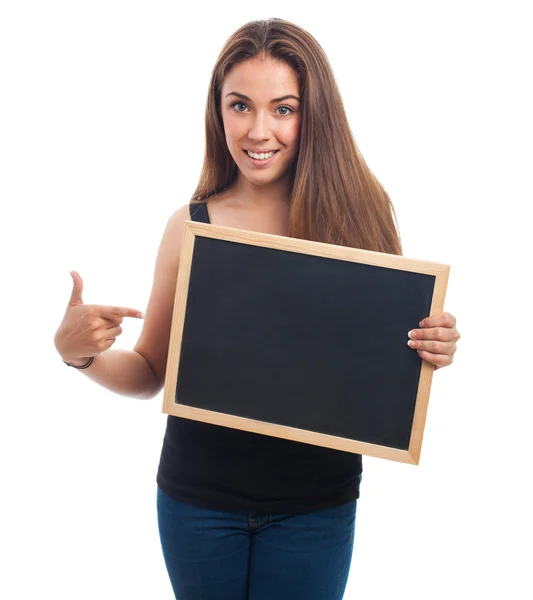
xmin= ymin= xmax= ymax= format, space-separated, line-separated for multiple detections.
xmin=162 ymin=221 xmax=450 ymax=465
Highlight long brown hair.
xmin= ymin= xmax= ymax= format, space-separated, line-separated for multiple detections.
xmin=191 ymin=18 xmax=402 ymax=255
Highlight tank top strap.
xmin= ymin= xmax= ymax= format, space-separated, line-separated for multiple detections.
xmin=189 ymin=202 xmax=211 ymax=224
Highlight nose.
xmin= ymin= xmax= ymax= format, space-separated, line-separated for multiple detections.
xmin=248 ymin=111 xmax=272 ymax=141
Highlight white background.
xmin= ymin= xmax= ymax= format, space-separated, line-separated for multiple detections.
xmin=1 ymin=1 xmax=532 ymax=598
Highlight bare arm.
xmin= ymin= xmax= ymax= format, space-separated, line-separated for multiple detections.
xmin=64 ymin=349 xmax=159 ymax=400
xmin=55 ymin=204 xmax=191 ymax=400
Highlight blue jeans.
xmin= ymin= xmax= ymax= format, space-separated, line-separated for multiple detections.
xmin=157 ymin=487 xmax=357 ymax=600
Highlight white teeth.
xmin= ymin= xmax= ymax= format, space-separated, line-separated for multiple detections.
xmin=247 ymin=150 xmax=276 ymax=160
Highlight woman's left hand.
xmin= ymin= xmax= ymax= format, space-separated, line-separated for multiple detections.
xmin=407 ymin=312 xmax=460 ymax=369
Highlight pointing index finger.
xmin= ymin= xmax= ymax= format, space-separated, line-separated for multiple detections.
xmin=96 ymin=306 xmax=144 ymax=320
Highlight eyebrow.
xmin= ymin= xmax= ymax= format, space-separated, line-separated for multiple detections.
xmin=225 ymin=91 xmax=301 ymax=103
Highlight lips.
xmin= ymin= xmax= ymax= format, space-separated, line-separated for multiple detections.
xmin=244 ymin=149 xmax=279 ymax=158
xmin=243 ymin=149 xmax=278 ymax=167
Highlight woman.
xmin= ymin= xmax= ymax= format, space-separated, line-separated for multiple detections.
xmin=54 ymin=18 xmax=460 ymax=600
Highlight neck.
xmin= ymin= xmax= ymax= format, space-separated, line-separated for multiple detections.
xmin=231 ymin=172 xmax=292 ymax=208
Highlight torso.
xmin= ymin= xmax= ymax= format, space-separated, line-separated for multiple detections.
xmin=155 ymin=191 xmax=363 ymax=514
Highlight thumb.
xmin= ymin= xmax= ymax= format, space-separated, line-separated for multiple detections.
xmin=69 ymin=271 xmax=84 ymax=306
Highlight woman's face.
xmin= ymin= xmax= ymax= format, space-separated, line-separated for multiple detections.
xmin=220 ymin=56 xmax=301 ymax=188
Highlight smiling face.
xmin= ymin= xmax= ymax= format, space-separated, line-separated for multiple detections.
xmin=220 ymin=56 xmax=301 ymax=192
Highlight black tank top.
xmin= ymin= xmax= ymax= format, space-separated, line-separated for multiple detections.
xmin=156 ymin=202 xmax=362 ymax=514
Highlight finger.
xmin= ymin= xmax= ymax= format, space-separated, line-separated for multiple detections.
xmin=408 ymin=326 xmax=456 ymax=342
xmin=408 ymin=338 xmax=455 ymax=355
xmin=94 ymin=338 xmax=117 ymax=354
xmin=419 ymin=312 xmax=456 ymax=329
xmin=104 ymin=317 xmax=123 ymax=327
xmin=417 ymin=349 xmax=452 ymax=367
xmin=69 ymin=271 xmax=84 ymax=306
xmin=96 ymin=306 xmax=144 ymax=320
xmin=104 ymin=325 xmax=123 ymax=340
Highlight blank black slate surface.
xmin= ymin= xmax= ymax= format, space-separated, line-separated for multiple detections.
xmin=176 ymin=236 xmax=436 ymax=450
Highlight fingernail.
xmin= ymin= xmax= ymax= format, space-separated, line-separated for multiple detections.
xmin=137 ymin=312 xmax=145 ymax=319
xmin=419 ymin=321 xmax=424 ymax=327
xmin=408 ymin=330 xmax=414 ymax=338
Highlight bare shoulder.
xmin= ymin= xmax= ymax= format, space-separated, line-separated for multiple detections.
xmin=149 ymin=202 xmax=192 ymax=278
xmin=133 ymin=202 xmax=191 ymax=391
xmin=163 ymin=202 xmax=192 ymax=246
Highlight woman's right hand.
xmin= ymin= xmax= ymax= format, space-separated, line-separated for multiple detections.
xmin=54 ymin=271 xmax=144 ymax=365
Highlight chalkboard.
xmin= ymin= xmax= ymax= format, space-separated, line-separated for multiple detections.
xmin=162 ymin=221 xmax=449 ymax=465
